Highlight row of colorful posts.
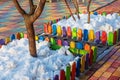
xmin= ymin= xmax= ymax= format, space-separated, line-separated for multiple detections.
xmin=36 ymin=35 xmax=97 ymax=80
xmin=43 ymin=23 xmax=120 ymax=46
xmin=0 ymin=32 xmax=97 ymax=80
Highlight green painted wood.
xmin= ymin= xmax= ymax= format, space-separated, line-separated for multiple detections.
xmin=108 ymin=32 xmax=113 ymax=46
xmin=66 ymin=65 xmax=71 ymax=80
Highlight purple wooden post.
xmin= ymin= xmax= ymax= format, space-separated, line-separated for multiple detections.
xmin=63 ymin=41 xmax=69 ymax=46
xmin=0 ymin=39 xmax=5 ymax=45
xmin=95 ymin=31 xmax=100 ymax=44
xmin=62 ymin=27 xmax=67 ymax=37
xmin=54 ymin=75 xmax=59 ymax=80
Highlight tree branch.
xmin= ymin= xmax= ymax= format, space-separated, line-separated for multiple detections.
xmin=29 ymin=0 xmax=37 ymax=15
xmin=12 ymin=0 xmax=26 ymax=16
xmin=31 ymin=0 xmax=46 ymax=22
xmin=73 ymin=0 xmax=80 ymax=19
xmin=64 ymin=0 xmax=76 ymax=21
xmin=87 ymin=0 xmax=92 ymax=23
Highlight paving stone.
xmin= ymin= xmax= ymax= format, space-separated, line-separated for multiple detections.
xmin=102 ymin=72 xmax=112 ymax=78
xmin=98 ymin=76 xmax=108 ymax=80
xmin=108 ymin=76 xmax=120 ymax=80
xmin=106 ymin=67 xmax=116 ymax=73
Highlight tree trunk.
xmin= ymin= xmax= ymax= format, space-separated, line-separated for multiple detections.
xmin=88 ymin=11 xmax=90 ymax=23
xmin=25 ymin=20 xmax=37 ymax=57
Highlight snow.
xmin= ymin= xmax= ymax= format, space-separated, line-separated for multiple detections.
xmin=0 ymin=38 xmax=75 ymax=80
xmin=55 ymin=13 xmax=120 ymax=34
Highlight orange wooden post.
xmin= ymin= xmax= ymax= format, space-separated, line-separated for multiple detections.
xmin=84 ymin=43 xmax=91 ymax=53
xmin=45 ymin=37 xmax=49 ymax=42
xmin=77 ymin=28 xmax=82 ymax=41
xmin=44 ymin=23 xmax=48 ymax=33
xmin=16 ymin=32 xmax=21 ymax=40
xmin=48 ymin=24 xmax=52 ymax=34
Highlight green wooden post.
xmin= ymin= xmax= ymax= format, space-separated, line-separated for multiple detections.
xmin=66 ymin=65 xmax=71 ymax=80
xmin=91 ymin=46 xmax=97 ymax=63
xmin=108 ymin=32 xmax=113 ymax=46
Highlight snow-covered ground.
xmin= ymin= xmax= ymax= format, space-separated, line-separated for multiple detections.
xmin=0 ymin=13 xmax=120 ymax=80
xmin=55 ymin=13 xmax=120 ymax=34
xmin=0 ymin=38 xmax=76 ymax=80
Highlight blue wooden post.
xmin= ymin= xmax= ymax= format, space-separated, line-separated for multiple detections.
xmin=83 ymin=29 xmax=88 ymax=41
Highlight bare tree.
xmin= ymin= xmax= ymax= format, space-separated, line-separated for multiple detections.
xmin=64 ymin=0 xmax=76 ymax=21
xmin=73 ymin=0 xmax=80 ymax=19
xmin=87 ymin=0 xmax=92 ymax=23
xmin=13 ymin=0 xmax=46 ymax=57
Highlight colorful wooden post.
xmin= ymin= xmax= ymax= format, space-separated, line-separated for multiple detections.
xmin=57 ymin=39 xmax=62 ymax=46
xmin=76 ymin=42 xmax=83 ymax=49
xmin=5 ymin=37 xmax=10 ymax=44
xmin=0 ymin=39 xmax=5 ymax=48
xmin=113 ymin=31 xmax=117 ymax=44
xmin=117 ymin=28 xmax=120 ymax=42
xmin=54 ymin=75 xmax=59 ymax=80
xmin=77 ymin=28 xmax=82 ymax=41
xmin=39 ymin=36 xmax=44 ymax=41
xmin=70 ymin=41 xmax=75 ymax=49
xmin=63 ymin=41 xmax=69 ymax=46
xmin=81 ymin=55 xmax=85 ymax=73
xmin=84 ymin=43 xmax=91 ymax=53
xmin=66 ymin=65 xmax=71 ymax=80
xmin=102 ymin=12 xmax=107 ymax=16
xmin=71 ymin=62 xmax=76 ymax=80
xmin=91 ymin=46 xmax=97 ymax=63
xmin=67 ymin=26 xmax=72 ymax=38
xmin=93 ymin=11 xmax=98 ymax=15
xmin=85 ymin=54 xmax=89 ymax=69
xmin=79 ymin=50 xmax=88 ymax=55
xmin=89 ymin=49 xmax=93 ymax=66
xmin=20 ymin=32 xmax=24 ymax=38
xmin=16 ymin=32 xmax=21 ymax=40
xmin=35 ymin=35 xmax=39 ymax=41
xmin=10 ymin=34 xmax=15 ymax=41
xmin=83 ymin=29 xmax=88 ymax=41
xmin=57 ymin=25 xmax=62 ymax=37
xmin=101 ymin=31 xmax=107 ymax=45
xmin=48 ymin=24 xmax=52 ymax=34
xmin=108 ymin=32 xmax=113 ymax=46
xmin=24 ymin=33 xmax=27 ymax=38
xmin=0 ymin=39 xmax=5 ymax=45
xmin=50 ymin=38 xmax=56 ymax=45
xmin=62 ymin=27 xmax=67 ymax=37
xmin=95 ymin=31 xmax=100 ymax=44
xmin=45 ymin=37 xmax=49 ymax=42
xmin=44 ymin=23 xmax=48 ymax=33
xmin=60 ymin=69 xmax=65 ymax=80
xmin=76 ymin=58 xmax=81 ymax=77
xmin=72 ymin=27 xmax=77 ymax=40
xmin=88 ymin=29 xmax=95 ymax=42
xmin=52 ymin=25 xmax=57 ymax=35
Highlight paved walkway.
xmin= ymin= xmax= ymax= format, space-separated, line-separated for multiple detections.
xmin=96 ymin=0 xmax=120 ymax=14
xmin=79 ymin=43 xmax=120 ymax=80
xmin=0 ymin=0 xmax=113 ymax=39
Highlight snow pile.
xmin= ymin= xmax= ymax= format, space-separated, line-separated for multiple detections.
xmin=55 ymin=13 xmax=120 ymax=34
xmin=0 ymin=38 xmax=75 ymax=80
